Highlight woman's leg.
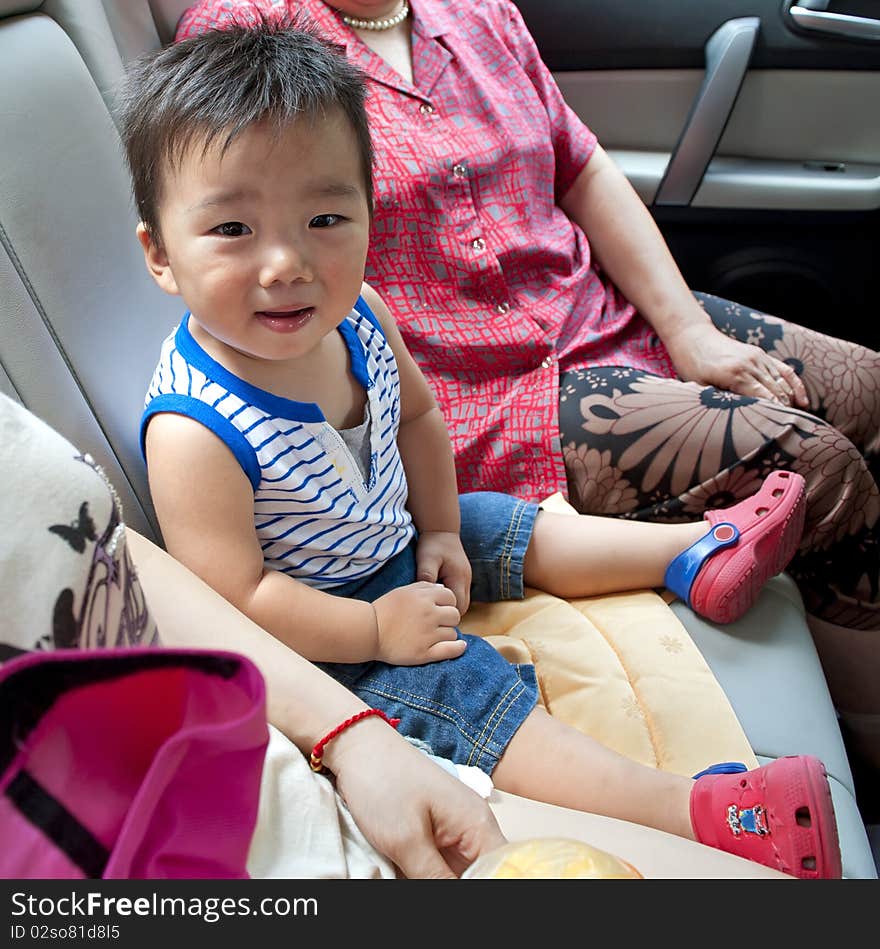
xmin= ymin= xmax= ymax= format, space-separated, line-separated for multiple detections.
xmin=558 ymin=307 xmax=880 ymax=632
xmin=695 ymin=291 xmax=880 ymax=462
xmin=558 ymin=296 xmax=880 ymax=763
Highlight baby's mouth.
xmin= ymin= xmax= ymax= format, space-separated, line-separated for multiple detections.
xmin=257 ymin=305 xmax=313 ymax=318
xmin=255 ymin=306 xmax=315 ymax=332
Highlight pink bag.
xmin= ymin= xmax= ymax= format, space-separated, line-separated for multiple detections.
xmin=0 ymin=648 xmax=268 ymax=879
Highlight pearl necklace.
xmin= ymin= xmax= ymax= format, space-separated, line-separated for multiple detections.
xmin=340 ymin=1 xmax=410 ymax=31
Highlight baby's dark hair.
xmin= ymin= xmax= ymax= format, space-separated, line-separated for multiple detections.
xmin=118 ymin=15 xmax=374 ymax=241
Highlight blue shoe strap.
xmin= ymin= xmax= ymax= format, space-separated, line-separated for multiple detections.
xmin=692 ymin=761 xmax=748 ymax=780
xmin=663 ymin=523 xmax=740 ymax=609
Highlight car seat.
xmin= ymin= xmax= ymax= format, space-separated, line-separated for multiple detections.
xmin=0 ymin=0 xmax=874 ymax=877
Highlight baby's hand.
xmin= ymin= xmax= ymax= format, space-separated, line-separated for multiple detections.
xmin=415 ymin=531 xmax=472 ymax=616
xmin=373 ymin=582 xmax=465 ymax=666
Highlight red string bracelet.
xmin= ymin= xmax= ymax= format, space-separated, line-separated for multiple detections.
xmin=310 ymin=708 xmax=401 ymax=773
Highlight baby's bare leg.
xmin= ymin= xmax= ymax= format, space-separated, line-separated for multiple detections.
xmin=492 ymin=706 xmax=696 ymax=840
xmin=523 ymin=510 xmax=705 ymax=598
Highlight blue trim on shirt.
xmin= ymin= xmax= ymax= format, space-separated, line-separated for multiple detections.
xmin=337 ymin=319 xmax=371 ymax=391
xmin=174 ymin=315 xmax=327 ymax=422
xmin=353 ymin=295 xmax=386 ymax=337
xmin=140 ymin=393 xmax=262 ymax=491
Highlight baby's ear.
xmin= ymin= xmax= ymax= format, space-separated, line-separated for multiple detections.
xmin=136 ymin=222 xmax=180 ymax=296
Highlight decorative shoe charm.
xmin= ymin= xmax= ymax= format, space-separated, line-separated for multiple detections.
xmin=727 ymin=803 xmax=769 ymax=837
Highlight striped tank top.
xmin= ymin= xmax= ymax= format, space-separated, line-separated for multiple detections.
xmin=141 ymin=297 xmax=415 ymax=589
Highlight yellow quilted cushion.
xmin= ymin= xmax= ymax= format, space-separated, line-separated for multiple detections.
xmin=458 ymin=495 xmax=757 ymax=777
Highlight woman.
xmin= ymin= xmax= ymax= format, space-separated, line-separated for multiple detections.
xmin=176 ymin=1 xmax=880 ymax=760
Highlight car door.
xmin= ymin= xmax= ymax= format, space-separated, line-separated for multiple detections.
xmin=514 ymin=0 xmax=880 ymax=350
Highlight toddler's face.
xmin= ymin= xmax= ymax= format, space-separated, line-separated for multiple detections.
xmin=139 ymin=109 xmax=371 ymax=367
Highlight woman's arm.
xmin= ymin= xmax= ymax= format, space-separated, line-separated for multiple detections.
xmin=126 ymin=527 xmax=506 ymax=878
xmin=560 ymin=146 xmax=709 ymax=343
xmin=560 ymin=146 xmax=807 ymax=408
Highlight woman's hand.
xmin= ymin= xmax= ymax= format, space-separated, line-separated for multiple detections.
xmin=330 ymin=717 xmax=507 ymax=878
xmin=664 ymin=322 xmax=808 ymax=408
xmin=415 ymin=530 xmax=472 ymax=616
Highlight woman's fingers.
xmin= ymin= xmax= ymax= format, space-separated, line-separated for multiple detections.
xmin=765 ymin=361 xmax=808 ymax=407
xmin=759 ymin=368 xmax=790 ymax=405
xmin=745 ymin=354 xmax=805 ymax=407
xmin=779 ymin=360 xmax=809 ymax=407
xmin=752 ymin=379 xmax=783 ymax=404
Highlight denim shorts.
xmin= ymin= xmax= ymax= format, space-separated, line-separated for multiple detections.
xmin=316 ymin=491 xmax=541 ymax=774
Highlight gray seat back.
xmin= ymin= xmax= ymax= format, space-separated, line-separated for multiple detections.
xmin=0 ymin=0 xmax=184 ymax=540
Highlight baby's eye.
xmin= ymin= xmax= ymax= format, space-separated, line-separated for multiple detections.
xmin=309 ymin=214 xmax=344 ymax=228
xmin=213 ymin=221 xmax=251 ymax=237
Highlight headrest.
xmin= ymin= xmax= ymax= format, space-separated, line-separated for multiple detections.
xmin=0 ymin=1 xmax=42 ymax=19
xmin=147 ymin=0 xmax=193 ymax=43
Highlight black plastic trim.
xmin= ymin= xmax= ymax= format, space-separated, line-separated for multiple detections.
xmin=513 ymin=0 xmax=880 ymax=71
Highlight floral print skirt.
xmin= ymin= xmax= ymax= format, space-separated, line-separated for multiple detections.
xmin=559 ymin=292 xmax=880 ymax=632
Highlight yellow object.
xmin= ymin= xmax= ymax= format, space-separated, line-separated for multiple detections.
xmin=457 ymin=493 xmax=757 ymax=778
xmin=462 ymin=838 xmax=643 ymax=879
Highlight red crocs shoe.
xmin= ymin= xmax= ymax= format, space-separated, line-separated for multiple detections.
xmin=690 ymin=756 xmax=842 ymax=879
xmin=664 ymin=469 xmax=806 ymax=624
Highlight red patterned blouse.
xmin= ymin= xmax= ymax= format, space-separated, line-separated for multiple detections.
xmin=176 ymin=0 xmax=676 ymax=501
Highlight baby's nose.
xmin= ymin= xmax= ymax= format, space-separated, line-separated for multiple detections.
xmin=259 ymin=242 xmax=312 ymax=286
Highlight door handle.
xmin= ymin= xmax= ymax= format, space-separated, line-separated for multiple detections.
xmin=654 ymin=17 xmax=759 ymax=207
xmin=789 ymin=5 xmax=880 ymax=41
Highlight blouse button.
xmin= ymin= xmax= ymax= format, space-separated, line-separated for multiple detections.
xmin=452 ymin=163 xmax=467 ymax=178
xmin=419 ymin=103 xmax=435 ymax=114
xmin=495 ymin=302 xmax=511 ymax=315
xmin=541 ymin=356 xmax=554 ymax=369
xmin=471 ymin=237 xmax=486 ymax=252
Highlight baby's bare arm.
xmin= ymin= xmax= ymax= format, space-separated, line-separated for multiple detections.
xmin=360 ymin=283 xmax=461 ymax=536
xmin=145 ymin=412 xmax=378 ymax=663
